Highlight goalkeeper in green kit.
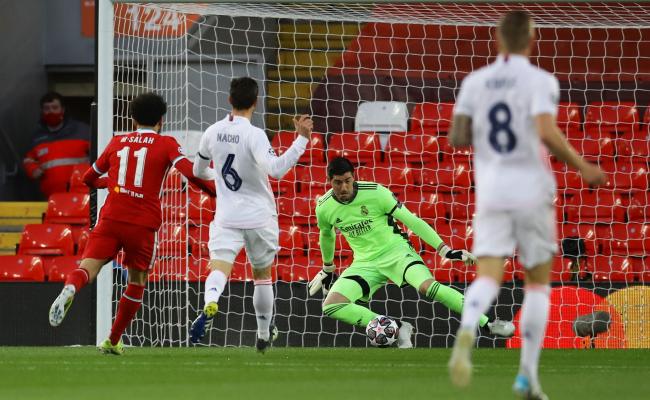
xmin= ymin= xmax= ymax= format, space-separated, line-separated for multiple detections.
xmin=309 ymin=157 xmax=514 ymax=347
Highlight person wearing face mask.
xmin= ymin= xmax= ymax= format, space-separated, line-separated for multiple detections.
xmin=23 ymin=92 xmax=90 ymax=197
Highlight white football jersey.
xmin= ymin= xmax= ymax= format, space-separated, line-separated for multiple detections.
xmin=454 ymin=54 xmax=559 ymax=211
xmin=198 ymin=115 xmax=307 ymax=229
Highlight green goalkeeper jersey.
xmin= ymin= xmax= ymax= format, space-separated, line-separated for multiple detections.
xmin=315 ymin=181 xmax=445 ymax=263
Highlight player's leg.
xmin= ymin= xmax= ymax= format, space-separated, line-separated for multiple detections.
xmin=512 ymin=206 xmax=556 ymax=400
xmin=449 ymin=210 xmax=513 ymax=388
xmin=322 ymin=264 xmax=385 ymax=328
xmin=190 ymin=224 xmax=244 ymax=343
xmin=49 ymin=220 xmax=119 ymax=327
xmin=244 ymin=221 xmax=280 ymax=352
xmin=99 ymin=224 xmax=156 ymax=355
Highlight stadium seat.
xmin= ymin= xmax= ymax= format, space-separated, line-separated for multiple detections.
xmin=327 ymin=132 xmax=382 ymax=165
xmin=18 ymin=223 xmax=75 ymax=257
xmin=188 ymin=226 xmax=209 ymax=256
xmin=44 ymin=192 xmax=90 ymax=226
xmin=564 ymin=190 xmax=625 ymax=223
xmin=187 ymin=190 xmax=216 ymax=225
xmin=355 ymin=101 xmax=409 ymax=133
xmin=400 ymin=192 xmax=448 ymax=222
xmin=47 ymin=256 xmax=82 ymax=282
xmin=356 ymin=164 xmax=415 ymax=195
xmin=269 ymin=167 xmax=298 ymax=195
xmin=567 ymin=137 xmax=615 ymax=163
xmin=560 ymin=223 xmax=597 ymax=256
xmin=272 ymin=131 xmax=325 ymax=165
xmin=409 ymin=102 xmax=455 ymax=135
xmin=628 ymin=192 xmax=650 ymax=222
xmin=385 ymin=133 xmax=439 ymax=165
xmin=279 ymin=225 xmax=305 ymax=256
xmin=551 ymin=257 xmax=574 ymax=282
xmin=0 ymin=255 xmax=45 ymax=282
xmin=163 ymin=168 xmax=184 ymax=193
xmin=600 ymin=223 xmax=650 ymax=257
xmin=187 ymin=257 xmax=210 ymax=282
xmin=421 ymin=253 xmax=455 ymax=282
xmin=437 ymin=135 xmax=473 ymax=165
xmin=600 ymin=162 xmax=648 ymax=192
xmin=421 ymin=163 xmax=472 ymax=193
xmin=297 ymin=165 xmax=329 ymax=196
xmin=230 ymin=252 xmax=253 ymax=281
xmin=553 ymin=165 xmax=586 ymax=192
xmin=157 ymin=224 xmax=187 ymax=258
xmin=76 ymin=228 xmax=90 ymax=255
xmin=591 ymin=255 xmax=635 ymax=282
xmin=448 ymin=191 xmax=475 ymax=222
xmin=149 ymin=259 xmax=186 ymax=282
xmin=557 ymin=102 xmax=582 ymax=136
xmin=277 ymin=196 xmax=317 ymax=226
xmin=277 ymin=254 xmax=321 ymax=282
xmin=584 ymin=102 xmax=639 ymax=136
xmin=68 ymin=163 xmax=90 ymax=193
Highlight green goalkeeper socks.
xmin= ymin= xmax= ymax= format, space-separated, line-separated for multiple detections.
xmin=323 ymin=303 xmax=378 ymax=327
xmin=425 ymin=281 xmax=489 ymax=327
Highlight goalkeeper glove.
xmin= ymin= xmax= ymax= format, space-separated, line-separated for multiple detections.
xmin=437 ymin=244 xmax=477 ymax=266
xmin=308 ymin=263 xmax=337 ymax=296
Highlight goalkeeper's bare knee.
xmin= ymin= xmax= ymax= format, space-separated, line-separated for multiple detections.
xmin=322 ymin=291 xmax=351 ymax=307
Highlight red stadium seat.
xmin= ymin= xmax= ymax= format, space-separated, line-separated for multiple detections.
xmin=297 ymin=165 xmax=329 ymax=196
xmin=438 ymin=135 xmax=473 ymax=165
xmin=277 ymin=196 xmax=317 ymax=226
xmin=356 ymin=164 xmax=415 ymax=195
xmin=47 ymin=256 xmax=82 ymax=282
xmin=421 ymin=253 xmax=455 ymax=282
xmin=230 ymin=252 xmax=253 ymax=281
xmin=68 ymin=163 xmax=90 ymax=193
xmin=0 ymin=255 xmax=45 ymax=282
xmin=76 ymin=228 xmax=90 ymax=255
xmin=187 ymin=257 xmax=210 ymax=282
xmin=277 ymin=254 xmax=321 ymax=282
xmin=162 ymin=167 xmax=184 ymax=193
xmin=149 ymin=259 xmax=186 ymax=282
xmin=273 ymin=131 xmax=325 ymax=165
xmin=584 ymin=102 xmax=639 ymax=136
xmin=600 ymin=162 xmax=648 ymax=192
xmin=327 ymin=132 xmax=381 ymax=165
xmin=628 ymin=192 xmax=650 ymax=222
xmin=448 ymin=191 xmax=475 ymax=223
xmin=560 ymin=223 xmax=597 ymax=256
xmin=385 ymin=133 xmax=440 ymax=165
xmin=564 ymin=190 xmax=625 ymax=223
xmin=400 ymin=192 xmax=448 ymax=222
xmin=557 ymin=102 xmax=582 ymax=136
xmin=421 ymin=163 xmax=472 ymax=193
xmin=156 ymin=224 xmax=187 ymax=258
xmin=18 ymin=224 xmax=74 ymax=257
xmin=600 ymin=223 xmax=650 ymax=257
xmin=188 ymin=226 xmax=209 ymax=256
xmin=188 ymin=190 xmax=216 ymax=225
xmin=567 ymin=137 xmax=615 ymax=163
xmin=551 ymin=257 xmax=574 ymax=282
xmin=44 ymin=192 xmax=90 ymax=226
xmin=278 ymin=225 xmax=305 ymax=256
xmin=410 ymin=102 xmax=454 ymax=135
xmin=590 ymin=255 xmax=635 ymax=282
xmin=269 ymin=167 xmax=298 ymax=195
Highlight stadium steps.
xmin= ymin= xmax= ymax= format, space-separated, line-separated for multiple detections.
xmin=266 ymin=22 xmax=359 ymax=131
xmin=0 ymin=202 xmax=47 ymax=254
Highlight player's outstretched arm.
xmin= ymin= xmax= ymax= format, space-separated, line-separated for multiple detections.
xmin=81 ymin=166 xmax=108 ymax=189
xmin=449 ymin=114 xmax=473 ymax=147
xmin=309 ymin=207 xmax=337 ymax=296
xmin=251 ymin=115 xmax=312 ymax=179
xmin=392 ymin=205 xmax=476 ymax=266
xmin=176 ymin=158 xmax=216 ymax=197
xmin=536 ymin=114 xmax=606 ymax=186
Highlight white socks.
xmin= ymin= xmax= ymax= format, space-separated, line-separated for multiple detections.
xmin=204 ymin=269 xmax=228 ymax=305
xmin=253 ymin=279 xmax=274 ymax=341
xmin=519 ymin=284 xmax=551 ymax=388
xmin=459 ymin=276 xmax=500 ymax=331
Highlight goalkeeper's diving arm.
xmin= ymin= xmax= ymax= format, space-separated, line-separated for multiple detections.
xmin=392 ymin=205 xmax=475 ymax=263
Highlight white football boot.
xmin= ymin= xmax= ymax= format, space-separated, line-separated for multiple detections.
xmin=487 ymin=319 xmax=516 ymax=337
xmin=49 ymin=285 xmax=75 ymax=327
xmin=397 ymin=321 xmax=414 ymax=349
xmin=448 ymin=327 xmax=476 ymax=388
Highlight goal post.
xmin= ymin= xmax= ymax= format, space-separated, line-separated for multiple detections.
xmin=97 ymin=0 xmax=650 ymax=348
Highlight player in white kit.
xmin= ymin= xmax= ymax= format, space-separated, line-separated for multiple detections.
xmin=446 ymin=11 xmax=606 ymax=399
xmin=189 ymin=77 xmax=313 ymax=352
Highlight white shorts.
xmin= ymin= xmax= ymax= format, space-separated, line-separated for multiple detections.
xmin=472 ymin=204 xmax=557 ymax=269
xmin=208 ymin=219 xmax=279 ymax=269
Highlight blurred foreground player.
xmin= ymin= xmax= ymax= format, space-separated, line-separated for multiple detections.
xmin=48 ymin=93 xmax=215 ymax=355
xmin=447 ymin=11 xmax=606 ymax=398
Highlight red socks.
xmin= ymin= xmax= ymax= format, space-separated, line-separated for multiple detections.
xmin=109 ymin=284 xmax=146 ymax=345
xmin=65 ymin=268 xmax=89 ymax=292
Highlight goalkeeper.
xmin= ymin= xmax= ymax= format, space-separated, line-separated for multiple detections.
xmin=310 ymin=157 xmax=514 ymax=347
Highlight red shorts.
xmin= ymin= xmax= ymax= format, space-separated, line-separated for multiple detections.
xmin=83 ymin=218 xmax=157 ymax=272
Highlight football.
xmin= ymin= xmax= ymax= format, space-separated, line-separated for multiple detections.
xmin=366 ymin=315 xmax=399 ymax=347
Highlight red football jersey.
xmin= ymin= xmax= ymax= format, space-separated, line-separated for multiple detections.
xmin=93 ymin=129 xmax=183 ymax=229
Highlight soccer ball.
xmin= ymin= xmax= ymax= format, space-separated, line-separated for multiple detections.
xmin=366 ymin=315 xmax=399 ymax=347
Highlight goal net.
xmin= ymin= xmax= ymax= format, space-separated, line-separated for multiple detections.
xmin=101 ymin=1 xmax=650 ymax=348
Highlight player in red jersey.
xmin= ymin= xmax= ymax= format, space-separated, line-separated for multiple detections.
xmin=48 ymin=92 xmax=215 ymax=355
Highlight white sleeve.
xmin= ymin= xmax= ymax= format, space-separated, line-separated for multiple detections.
xmin=249 ymin=130 xmax=308 ymax=179
xmin=193 ymin=130 xmax=216 ymax=180
xmin=453 ymin=75 xmax=475 ymax=116
xmin=531 ymin=74 xmax=560 ymax=117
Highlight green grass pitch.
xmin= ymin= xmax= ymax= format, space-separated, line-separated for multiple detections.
xmin=0 ymin=347 xmax=648 ymax=400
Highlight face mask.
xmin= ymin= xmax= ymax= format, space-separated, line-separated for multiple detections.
xmin=42 ymin=111 xmax=64 ymax=128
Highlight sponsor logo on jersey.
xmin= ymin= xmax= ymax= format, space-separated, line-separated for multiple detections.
xmin=216 ymin=133 xmax=240 ymax=144
xmin=116 ymin=186 xmax=144 ymax=199
xmin=339 ymin=219 xmax=372 ymax=238
xmin=360 ymin=205 xmax=369 ymax=216
xmin=121 ymin=136 xmax=155 ymax=144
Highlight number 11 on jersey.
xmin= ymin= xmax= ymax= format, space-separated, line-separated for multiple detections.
xmin=116 ymin=146 xmax=148 ymax=187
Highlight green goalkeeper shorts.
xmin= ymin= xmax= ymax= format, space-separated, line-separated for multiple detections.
xmin=330 ymin=245 xmax=433 ymax=302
